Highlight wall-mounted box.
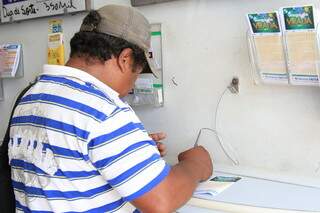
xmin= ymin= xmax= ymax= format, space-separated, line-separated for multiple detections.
xmin=124 ymin=23 xmax=164 ymax=107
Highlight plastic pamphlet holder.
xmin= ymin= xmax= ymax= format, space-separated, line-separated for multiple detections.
xmin=247 ymin=24 xmax=320 ymax=86
xmin=124 ymin=73 xmax=163 ymax=107
xmin=124 ymin=23 xmax=164 ymax=107
xmin=282 ymin=24 xmax=320 ymax=86
xmin=247 ymin=31 xmax=289 ymax=85
xmin=0 ymin=44 xmax=24 ymax=79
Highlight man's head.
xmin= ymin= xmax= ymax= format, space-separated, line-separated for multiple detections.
xmin=68 ymin=5 xmax=153 ymax=97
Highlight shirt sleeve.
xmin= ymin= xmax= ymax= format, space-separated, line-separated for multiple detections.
xmin=87 ymin=106 xmax=170 ymax=201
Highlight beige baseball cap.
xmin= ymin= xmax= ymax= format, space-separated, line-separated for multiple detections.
xmin=80 ymin=4 xmax=156 ymax=76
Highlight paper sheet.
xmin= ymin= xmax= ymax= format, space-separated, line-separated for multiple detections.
xmin=193 ymin=176 xmax=241 ymax=198
xmin=254 ymin=35 xmax=287 ymax=74
xmin=285 ymin=31 xmax=318 ymax=75
xmin=0 ymin=44 xmax=21 ymax=77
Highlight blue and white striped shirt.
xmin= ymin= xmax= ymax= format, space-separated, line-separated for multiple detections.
xmin=9 ymin=65 xmax=170 ymax=213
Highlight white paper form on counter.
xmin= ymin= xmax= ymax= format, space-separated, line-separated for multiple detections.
xmin=193 ymin=176 xmax=241 ymax=198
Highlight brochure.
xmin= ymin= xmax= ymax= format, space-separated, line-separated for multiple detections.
xmin=0 ymin=43 xmax=22 ymax=78
xmin=193 ymin=176 xmax=241 ymax=198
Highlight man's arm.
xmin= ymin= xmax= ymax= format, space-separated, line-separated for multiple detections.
xmin=132 ymin=146 xmax=212 ymax=213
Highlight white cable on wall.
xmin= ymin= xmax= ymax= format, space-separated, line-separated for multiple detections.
xmin=194 ymin=87 xmax=239 ymax=165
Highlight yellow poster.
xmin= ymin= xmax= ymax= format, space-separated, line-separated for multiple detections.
xmin=48 ymin=33 xmax=64 ymax=65
xmin=48 ymin=19 xmax=64 ymax=65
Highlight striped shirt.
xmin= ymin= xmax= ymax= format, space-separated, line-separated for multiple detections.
xmin=9 ymin=64 xmax=170 ymax=213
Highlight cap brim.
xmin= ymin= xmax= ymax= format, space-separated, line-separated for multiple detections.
xmin=141 ymin=51 xmax=158 ymax=78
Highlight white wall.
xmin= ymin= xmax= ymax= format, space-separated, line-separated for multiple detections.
xmin=1 ymin=0 xmax=320 ymax=187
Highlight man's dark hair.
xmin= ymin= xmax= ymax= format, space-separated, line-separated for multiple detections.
xmin=70 ymin=10 xmax=148 ymax=71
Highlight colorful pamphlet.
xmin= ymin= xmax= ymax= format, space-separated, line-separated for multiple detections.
xmin=0 ymin=43 xmax=22 ymax=77
xmin=193 ymin=176 xmax=241 ymax=198
xmin=282 ymin=6 xmax=315 ymax=31
xmin=247 ymin=12 xmax=281 ymax=34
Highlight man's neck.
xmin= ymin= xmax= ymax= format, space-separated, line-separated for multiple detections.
xmin=65 ymin=57 xmax=123 ymax=96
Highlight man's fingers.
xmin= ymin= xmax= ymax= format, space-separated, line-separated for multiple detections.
xmin=149 ymin=132 xmax=166 ymax=142
xmin=148 ymin=133 xmax=167 ymax=156
xmin=156 ymin=142 xmax=167 ymax=157
xmin=156 ymin=142 xmax=165 ymax=150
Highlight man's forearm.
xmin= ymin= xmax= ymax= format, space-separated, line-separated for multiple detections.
xmin=132 ymin=146 xmax=212 ymax=213
xmin=132 ymin=159 xmax=204 ymax=213
xmin=163 ymin=160 xmax=205 ymax=209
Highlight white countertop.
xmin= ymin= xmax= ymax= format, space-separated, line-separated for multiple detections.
xmin=182 ymin=171 xmax=320 ymax=213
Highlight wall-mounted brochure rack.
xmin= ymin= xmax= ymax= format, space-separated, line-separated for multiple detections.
xmin=123 ymin=23 xmax=164 ymax=107
xmin=247 ymin=11 xmax=289 ymax=85
xmin=281 ymin=5 xmax=320 ymax=86
xmin=247 ymin=31 xmax=289 ymax=85
xmin=0 ymin=43 xmax=24 ymax=79
xmin=247 ymin=6 xmax=320 ymax=86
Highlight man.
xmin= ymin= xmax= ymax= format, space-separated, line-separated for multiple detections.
xmin=8 ymin=4 xmax=212 ymax=213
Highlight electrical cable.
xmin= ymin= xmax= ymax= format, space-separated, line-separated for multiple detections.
xmin=194 ymin=87 xmax=239 ymax=165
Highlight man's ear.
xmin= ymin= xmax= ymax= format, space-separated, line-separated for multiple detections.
xmin=118 ymin=48 xmax=133 ymax=73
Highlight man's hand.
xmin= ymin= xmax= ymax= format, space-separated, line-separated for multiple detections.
xmin=178 ymin=146 xmax=213 ymax=182
xmin=149 ymin=132 xmax=167 ymax=157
